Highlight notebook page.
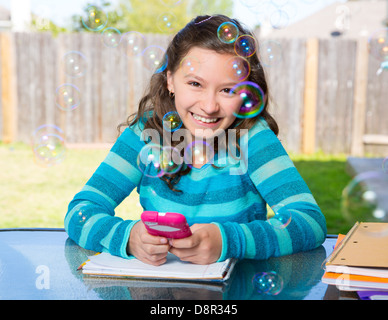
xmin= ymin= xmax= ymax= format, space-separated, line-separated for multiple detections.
xmin=85 ymin=252 xmax=232 ymax=280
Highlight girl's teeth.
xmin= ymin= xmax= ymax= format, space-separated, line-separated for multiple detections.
xmin=193 ymin=113 xmax=218 ymax=123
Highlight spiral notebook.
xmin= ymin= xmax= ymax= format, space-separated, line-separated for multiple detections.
xmin=80 ymin=252 xmax=237 ymax=282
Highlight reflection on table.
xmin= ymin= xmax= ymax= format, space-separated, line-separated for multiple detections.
xmin=0 ymin=229 xmax=338 ymax=300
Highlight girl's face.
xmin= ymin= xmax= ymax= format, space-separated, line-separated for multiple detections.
xmin=167 ymin=47 xmax=242 ymax=140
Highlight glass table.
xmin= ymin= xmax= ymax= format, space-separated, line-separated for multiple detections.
xmin=0 ymin=228 xmax=346 ymax=300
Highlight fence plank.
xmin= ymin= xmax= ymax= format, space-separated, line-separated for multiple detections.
xmin=316 ymin=38 xmax=356 ymax=154
xmin=351 ymin=38 xmax=369 ymax=156
xmin=302 ymin=38 xmax=318 ymax=154
xmin=364 ymin=37 xmax=388 ymax=155
xmin=265 ymin=38 xmax=306 ymax=153
xmin=1 ymin=32 xmax=17 ymax=143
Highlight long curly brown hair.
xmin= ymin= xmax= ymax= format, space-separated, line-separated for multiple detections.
xmin=118 ymin=14 xmax=279 ymax=192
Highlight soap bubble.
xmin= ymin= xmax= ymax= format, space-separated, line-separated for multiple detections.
xmin=225 ymin=56 xmax=250 ymax=82
xmin=234 ymin=35 xmax=257 ymax=58
xmin=252 ymin=271 xmax=283 ymax=296
xmin=184 ymin=140 xmax=214 ymax=169
xmin=101 ymin=27 xmax=121 ymax=48
xmin=33 ymin=134 xmax=65 ymax=166
xmin=136 ymin=143 xmax=164 ymax=178
xmin=73 ymin=202 xmax=95 ymax=233
xmin=180 ymin=56 xmax=201 ymax=76
xmin=157 ymin=12 xmax=177 ymax=33
xmin=342 ymin=171 xmax=388 ymax=236
xmin=142 ymin=45 xmax=168 ymax=73
xmin=121 ymin=31 xmax=145 ymax=57
xmin=77 ymin=205 xmax=90 ymax=225
xmin=270 ymin=9 xmax=289 ymax=29
xmin=368 ymin=28 xmax=388 ymax=62
xmin=55 ymin=83 xmax=81 ymax=111
xmin=217 ymin=21 xmax=239 ymax=44
xmin=230 ymin=81 xmax=265 ymax=119
xmin=268 ymin=204 xmax=293 ymax=229
xmin=259 ymin=40 xmax=283 ymax=67
xmin=32 ymin=124 xmax=64 ymax=144
xmin=62 ymin=51 xmax=87 ymax=78
xmin=32 ymin=125 xmax=66 ymax=167
xmin=81 ymin=5 xmax=108 ymax=31
xmin=160 ymin=146 xmax=183 ymax=175
xmin=162 ymin=111 xmax=182 ymax=132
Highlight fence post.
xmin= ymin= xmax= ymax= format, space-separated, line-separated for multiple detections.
xmin=0 ymin=32 xmax=17 ymax=143
xmin=351 ymin=38 xmax=369 ymax=156
xmin=302 ymin=38 xmax=319 ymax=154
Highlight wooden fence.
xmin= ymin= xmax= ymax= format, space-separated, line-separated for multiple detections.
xmin=0 ymin=31 xmax=387 ymax=155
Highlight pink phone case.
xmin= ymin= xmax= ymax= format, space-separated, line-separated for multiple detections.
xmin=141 ymin=211 xmax=192 ymax=239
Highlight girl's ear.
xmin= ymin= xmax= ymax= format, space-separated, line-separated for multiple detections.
xmin=166 ymin=71 xmax=174 ymax=93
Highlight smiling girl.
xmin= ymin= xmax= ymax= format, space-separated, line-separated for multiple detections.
xmin=65 ymin=15 xmax=326 ymax=266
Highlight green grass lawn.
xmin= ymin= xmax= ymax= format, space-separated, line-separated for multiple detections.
xmin=0 ymin=143 xmax=353 ymax=234
xmin=290 ymin=153 xmax=353 ymax=234
xmin=0 ymin=142 xmax=142 ymax=229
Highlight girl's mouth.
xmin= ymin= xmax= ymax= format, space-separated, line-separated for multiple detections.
xmin=191 ymin=112 xmax=221 ymax=126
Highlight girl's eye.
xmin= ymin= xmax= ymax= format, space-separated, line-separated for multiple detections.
xmin=222 ymin=88 xmax=234 ymax=94
xmin=188 ymin=81 xmax=201 ymax=87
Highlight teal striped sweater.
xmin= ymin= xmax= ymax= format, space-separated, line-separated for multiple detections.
xmin=64 ymin=118 xmax=327 ymax=261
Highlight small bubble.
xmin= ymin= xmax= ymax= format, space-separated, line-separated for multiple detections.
xmin=81 ymin=5 xmax=108 ymax=31
xmin=252 ymin=271 xmax=283 ymax=296
xmin=62 ymin=51 xmax=87 ymax=78
xmin=55 ymin=83 xmax=81 ymax=111
xmin=162 ymin=111 xmax=182 ymax=132
xmin=101 ymin=27 xmax=121 ymax=48
xmin=142 ymin=45 xmax=168 ymax=73
xmin=234 ymin=35 xmax=257 ymax=58
xmin=217 ymin=22 xmax=239 ymax=44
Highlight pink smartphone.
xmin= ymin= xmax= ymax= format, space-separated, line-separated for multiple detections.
xmin=141 ymin=211 xmax=192 ymax=239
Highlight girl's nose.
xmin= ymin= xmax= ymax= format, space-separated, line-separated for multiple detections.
xmin=201 ymin=92 xmax=220 ymax=114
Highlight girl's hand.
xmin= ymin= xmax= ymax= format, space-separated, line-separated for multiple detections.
xmin=127 ymin=221 xmax=170 ymax=266
xmin=168 ymin=224 xmax=222 ymax=265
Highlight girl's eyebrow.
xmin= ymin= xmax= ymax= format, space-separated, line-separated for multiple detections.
xmin=183 ymin=74 xmax=239 ymax=88
xmin=183 ymin=74 xmax=205 ymax=83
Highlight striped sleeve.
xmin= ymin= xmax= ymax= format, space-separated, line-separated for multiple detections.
xmin=217 ymin=119 xmax=327 ymax=260
xmin=64 ymin=125 xmax=145 ymax=258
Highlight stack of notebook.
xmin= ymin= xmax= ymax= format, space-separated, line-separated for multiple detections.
xmin=79 ymin=251 xmax=237 ymax=282
xmin=322 ymin=222 xmax=388 ymax=300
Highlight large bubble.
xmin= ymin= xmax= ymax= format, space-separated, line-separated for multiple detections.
xmin=341 ymin=171 xmax=388 ymax=236
xmin=230 ymin=81 xmax=265 ymax=119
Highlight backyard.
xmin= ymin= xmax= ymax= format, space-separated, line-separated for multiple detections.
xmin=0 ymin=142 xmax=353 ymax=235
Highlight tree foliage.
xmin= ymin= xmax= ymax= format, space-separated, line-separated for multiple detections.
xmin=71 ymin=0 xmax=233 ymax=34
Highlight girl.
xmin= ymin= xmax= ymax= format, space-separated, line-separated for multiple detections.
xmin=64 ymin=15 xmax=326 ymax=266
